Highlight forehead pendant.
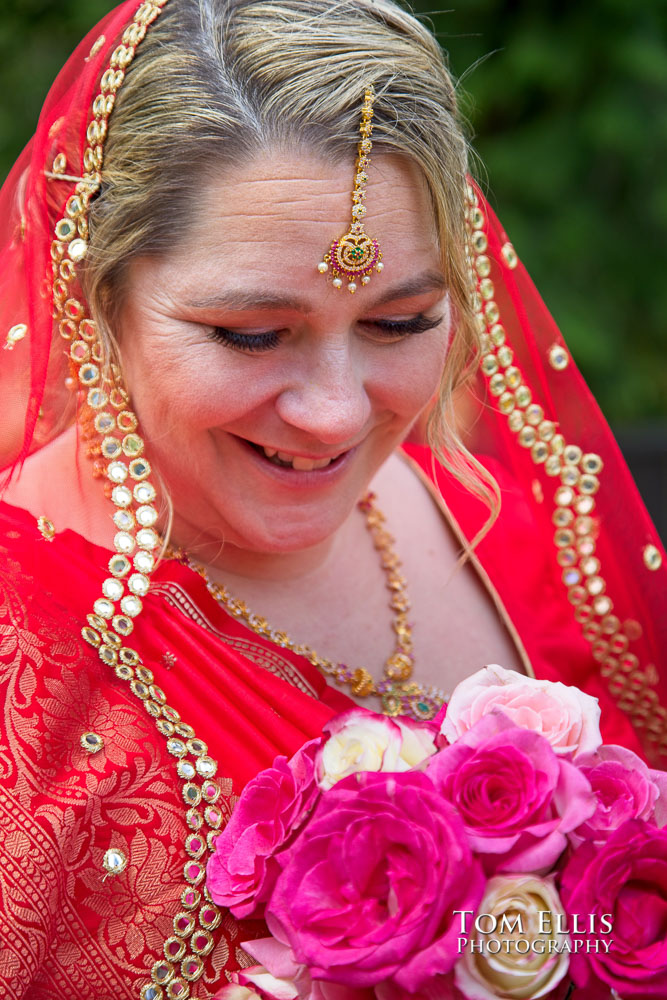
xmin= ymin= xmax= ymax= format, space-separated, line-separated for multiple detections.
xmin=318 ymin=87 xmax=384 ymax=293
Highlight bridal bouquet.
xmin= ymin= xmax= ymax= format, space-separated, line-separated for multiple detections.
xmin=207 ymin=665 xmax=667 ymax=1000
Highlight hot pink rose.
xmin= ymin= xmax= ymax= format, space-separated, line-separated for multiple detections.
xmin=560 ymin=819 xmax=667 ymax=996
xmin=570 ymin=744 xmax=667 ymax=848
xmin=440 ymin=664 xmax=602 ymax=757
xmin=207 ymin=739 xmax=321 ymax=918
xmin=265 ymin=769 xmax=485 ymax=992
xmin=427 ymin=711 xmax=596 ymax=873
xmin=374 ymin=976 xmax=463 ymax=999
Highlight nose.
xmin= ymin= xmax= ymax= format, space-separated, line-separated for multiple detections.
xmin=274 ymin=340 xmax=372 ymax=446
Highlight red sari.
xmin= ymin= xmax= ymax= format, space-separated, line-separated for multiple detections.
xmin=0 ymin=441 xmax=652 ymax=998
xmin=0 ymin=2 xmax=665 ymax=997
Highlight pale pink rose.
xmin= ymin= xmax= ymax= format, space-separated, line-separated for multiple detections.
xmin=440 ymin=664 xmax=602 ymax=757
xmin=427 ymin=711 xmax=596 ymax=874
xmin=214 ymin=965 xmax=299 ymax=999
xmin=316 ymin=707 xmax=435 ymax=790
xmin=244 ymin=938 xmax=375 ymax=1000
xmin=215 ymin=986 xmax=260 ymax=1000
xmin=455 ymin=874 xmax=571 ymax=1000
xmin=207 ymin=739 xmax=320 ymax=918
xmin=571 ymin=743 xmax=667 ymax=848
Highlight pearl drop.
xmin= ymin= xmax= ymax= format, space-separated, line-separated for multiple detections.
xmin=317 ymin=262 xmax=328 ymax=273
xmin=376 ymin=261 xmax=384 ymax=272
xmin=348 ymin=282 xmax=357 ymax=294
xmin=332 ymin=278 xmax=343 ymax=289
xmin=361 ymin=275 xmax=371 ymax=285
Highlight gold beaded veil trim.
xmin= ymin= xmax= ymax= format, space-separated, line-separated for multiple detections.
xmin=464 ymin=181 xmax=666 ymax=766
xmin=48 ymin=3 xmax=241 ymax=998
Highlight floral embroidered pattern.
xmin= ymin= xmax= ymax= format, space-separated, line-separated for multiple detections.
xmin=0 ymin=527 xmax=251 ymax=998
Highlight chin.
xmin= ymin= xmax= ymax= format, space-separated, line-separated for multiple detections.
xmin=239 ymin=516 xmax=341 ymax=554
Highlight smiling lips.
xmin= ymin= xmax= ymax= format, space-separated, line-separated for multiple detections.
xmin=260 ymin=445 xmax=341 ymax=470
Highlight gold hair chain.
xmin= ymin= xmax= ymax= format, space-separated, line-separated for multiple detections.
xmin=318 ymin=87 xmax=384 ymax=293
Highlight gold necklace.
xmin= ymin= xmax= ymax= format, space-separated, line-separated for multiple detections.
xmin=168 ymin=492 xmax=446 ymax=721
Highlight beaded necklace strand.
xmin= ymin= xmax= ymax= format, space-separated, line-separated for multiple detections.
xmin=167 ymin=492 xmax=447 ymax=721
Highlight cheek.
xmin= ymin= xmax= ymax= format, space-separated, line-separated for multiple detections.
xmin=368 ymin=335 xmax=449 ymax=416
xmin=121 ymin=335 xmax=263 ymax=434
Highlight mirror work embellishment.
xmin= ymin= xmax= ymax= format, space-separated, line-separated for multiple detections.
xmin=466 ymin=181 xmax=666 ymax=764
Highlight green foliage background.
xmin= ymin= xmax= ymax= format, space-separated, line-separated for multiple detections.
xmin=1 ymin=0 xmax=665 ymax=424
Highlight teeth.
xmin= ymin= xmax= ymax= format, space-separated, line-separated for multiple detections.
xmin=259 ymin=444 xmax=335 ymax=470
xmin=292 ymin=455 xmax=333 ymax=471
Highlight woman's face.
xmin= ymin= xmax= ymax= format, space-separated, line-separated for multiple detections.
xmin=119 ymin=150 xmax=451 ymax=557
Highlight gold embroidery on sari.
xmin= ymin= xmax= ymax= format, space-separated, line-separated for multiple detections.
xmin=0 ymin=532 xmax=247 ymax=997
xmin=151 ymin=581 xmax=320 ymax=699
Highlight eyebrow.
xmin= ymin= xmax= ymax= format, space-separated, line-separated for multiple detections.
xmin=184 ymin=270 xmax=447 ymax=313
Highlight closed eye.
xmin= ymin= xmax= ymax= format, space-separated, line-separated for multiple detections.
xmin=206 ymin=313 xmax=443 ymax=352
xmin=362 ymin=314 xmax=443 ymax=338
xmin=207 ymin=328 xmax=282 ymax=351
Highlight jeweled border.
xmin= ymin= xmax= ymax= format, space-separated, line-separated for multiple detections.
xmin=466 ymin=181 xmax=666 ymax=763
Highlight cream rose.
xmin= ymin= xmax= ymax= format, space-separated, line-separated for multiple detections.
xmin=316 ymin=707 xmax=436 ymax=790
xmin=441 ymin=664 xmax=602 ymax=757
xmin=455 ymin=874 xmax=570 ymax=1000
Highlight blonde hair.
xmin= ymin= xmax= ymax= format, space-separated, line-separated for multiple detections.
xmin=84 ymin=0 xmax=499 ymax=530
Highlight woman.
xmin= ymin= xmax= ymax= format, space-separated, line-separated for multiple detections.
xmin=0 ymin=0 xmax=664 ymax=996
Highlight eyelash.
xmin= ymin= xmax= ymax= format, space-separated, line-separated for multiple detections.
xmin=207 ymin=314 xmax=442 ymax=352
xmin=208 ymin=328 xmax=281 ymax=352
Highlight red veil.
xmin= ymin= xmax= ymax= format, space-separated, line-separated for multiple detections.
xmin=0 ymin=1 xmax=666 ymax=997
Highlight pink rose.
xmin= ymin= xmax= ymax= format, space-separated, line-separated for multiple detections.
xmin=560 ymin=819 xmax=667 ymax=996
xmin=427 ymin=711 xmax=596 ymax=873
xmin=440 ymin=664 xmax=602 ymax=757
xmin=570 ymin=744 xmax=667 ymax=848
xmin=265 ymin=769 xmax=485 ymax=992
xmin=207 ymin=739 xmax=320 ymax=918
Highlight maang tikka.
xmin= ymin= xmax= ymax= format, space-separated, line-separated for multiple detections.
xmin=318 ymin=87 xmax=384 ymax=293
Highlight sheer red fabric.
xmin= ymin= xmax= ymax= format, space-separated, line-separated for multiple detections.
xmin=1 ymin=1 xmax=666 ymax=997
xmin=0 ymin=464 xmax=643 ymax=996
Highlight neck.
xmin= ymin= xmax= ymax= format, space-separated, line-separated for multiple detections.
xmin=166 ymin=507 xmax=355 ymax=586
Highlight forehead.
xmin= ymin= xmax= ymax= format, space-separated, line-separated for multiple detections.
xmin=155 ymin=149 xmax=441 ymax=298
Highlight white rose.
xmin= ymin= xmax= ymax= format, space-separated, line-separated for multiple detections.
xmin=441 ymin=664 xmax=602 ymax=756
xmin=317 ymin=708 xmax=404 ymax=790
xmin=316 ymin=708 xmax=436 ymax=790
xmin=455 ymin=874 xmax=570 ymax=1000
xmin=395 ymin=717 xmax=438 ymax=767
